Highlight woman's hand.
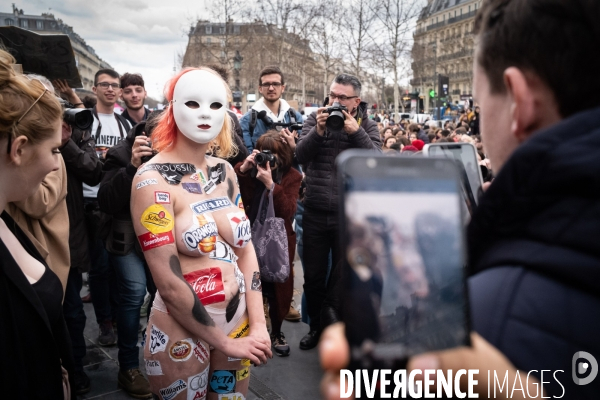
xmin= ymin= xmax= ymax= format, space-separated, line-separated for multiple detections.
xmin=240 ymin=149 xmax=259 ymax=173
xmin=280 ymin=128 xmax=297 ymax=151
xmin=256 ymin=162 xmax=274 ymax=189
xmin=223 ymin=336 xmax=272 ymax=366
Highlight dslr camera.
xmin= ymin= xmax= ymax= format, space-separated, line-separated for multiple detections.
xmin=258 ymin=111 xmax=303 ymax=132
xmin=133 ymin=121 xmax=157 ymax=163
xmin=60 ymin=99 xmax=93 ymax=130
xmin=324 ymin=102 xmax=348 ymax=130
xmin=254 ymin=150 xmax=276 ymax=168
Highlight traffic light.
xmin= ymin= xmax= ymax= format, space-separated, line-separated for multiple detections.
xmin=429 ymin=89 xmax=436 ymax=98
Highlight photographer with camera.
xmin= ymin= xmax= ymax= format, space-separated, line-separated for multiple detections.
xmin=240 ymin=66 xmax=303 ymax=152
xmin=295 ymin=73 xmax=381 ymax=350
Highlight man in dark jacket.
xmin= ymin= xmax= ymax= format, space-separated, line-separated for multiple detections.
xmin=295 ymin=73 xmax=381 ymax=350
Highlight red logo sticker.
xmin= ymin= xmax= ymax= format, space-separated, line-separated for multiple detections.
xmin=184 ymin=268 xmax=225 ymax=305
xmin=138 ymin=231 xmax=174 ymax=251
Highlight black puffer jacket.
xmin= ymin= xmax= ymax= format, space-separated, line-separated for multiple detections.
xmin=296 ymin=101 xmax=381 ymax=212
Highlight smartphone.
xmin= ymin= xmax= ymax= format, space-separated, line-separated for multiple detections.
xmin=423 ymin=143 xmax=484 ymax=209
xmin=338 ymin=151 xmax=470 ymax=370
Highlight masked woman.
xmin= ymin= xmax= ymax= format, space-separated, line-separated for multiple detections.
xmin=131 ymin=67 xmax=271 ymax=400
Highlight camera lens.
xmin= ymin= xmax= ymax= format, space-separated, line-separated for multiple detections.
xmin=64 ymin=108 xmax=93 ymax=130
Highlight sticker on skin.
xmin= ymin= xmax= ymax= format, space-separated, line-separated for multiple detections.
xmin=183 ymin=214 xmax=218 ymax=254
xmin=190 ymin=197 xmax=232 ymax=215
xmin=209 ymin=370 xmax=236 ymax=394
xmin=149 ymin=324 xmax=169 ymax=354
xmin=155 ymin=191 xmax=170 ymax=204
xmin=194 ymin=340 xmax=210 ymax=364
xmin=203 ymin=179 xmax=217 ymax=194
xmin=184 ymin=267 xmax=226 ymax=305
xmin=234 ymin=194 xmax=244 ymax=211
xmin=251 ymin=271 xmax=262 ymax=292
xmin=183 ymin=182 xmax=203 ymax=194
xmin=169 ymin=338 xmax=194 ymax=362
xmin=145 ymin=359 xmax=164 ymax=376
xmin=140 ymin=204 xmax=174 ymax=235
xmin=209 ymin=163 xmax=227 ymax=185
xmin=233 ymin=264 xmax=245 ymax=293
xmin=228 ymin=319 xmax=250 ymax=339
xmin=160 ymin=379 xmax=187 ymax=400
xmin=136 ymin=178 xmax=158 ymax=190
xmin=188 ymin=368 xmax=209 ymax=400
xmin=138 ymin=231 xmax=174 ymax=251
xmin=209 ymin=241 xmax=238 ymax=264
xmin=236 ymin=367 xmax=249 ymax=382
xmin=227 ymin=212 xmax=251 ymax=248
xmin=218 ymin=393 xmax=245 ymax=400
xmin=137 ymin=163 xmax=196 ymax=185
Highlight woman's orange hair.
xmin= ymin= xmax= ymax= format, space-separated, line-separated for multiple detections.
xmin=152 ymin=67 xmax=236 ymax=158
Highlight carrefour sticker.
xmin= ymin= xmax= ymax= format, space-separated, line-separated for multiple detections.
xmin=145 ymin=359 xmax=163 ymax=376
xmin=194 ymin=339 xmax=210 ymax=364
xmin=188 ymin=368 xmax=209 ymax=400
xmin=138 ymin=231 xmax=174 ymax=251
xmin=183 ymin=214 xmax=218 ymax=254
xmin=141 ymin=204 xmax=174 ymax=234
xmin=209 ymin=241 xmax=238 ymax=264
xmin=184 ymin=267 xmax=225 ymax=305
xmin=155 ymin=191 xmax=170 ymax=204
xmin=190 ymin=197 xmax=232 ymax=215
xmin=160 ymin=379 xmax=187 ymax=400
xmin=228 ymin=319 xmax=250 ymax=339
xmin=227 ymin=212 xmax=251 ymax=248
xmin=149 ymin=324 xmax=169 ymax=354
xmin=169 ymin=338 xmax=194 ymax=362
xmin=183 ymin=182 xmax=203 ymax=194
xmin=218 ymin=393 xmax=245 ymax=400
xmin=234 ymin=264 xmax=245 ymax=294
xmin=234 ymin=194 xmax=244 ymax=211
xmin=236 ymin=367 xmax=249 ymax=382
xmin=136 ymin=178 xmax=158 ymax=190
xmin=209 ymin=370 xmax=236 ymax=394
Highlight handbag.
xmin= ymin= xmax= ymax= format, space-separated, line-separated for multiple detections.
xmin=251 ymin=188 xmax=290 ymax=283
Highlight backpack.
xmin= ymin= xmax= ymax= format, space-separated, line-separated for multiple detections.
xmin=249 ymin=108 xmax=298 ymax=138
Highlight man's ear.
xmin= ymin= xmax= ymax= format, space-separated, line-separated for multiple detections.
xmin=504 ymin=67 xmax=537 ymax=143
xmin=8 ymin=135 xmax=30 ymax=166
xmin=280 ymin=84 xmax=285 ymax=95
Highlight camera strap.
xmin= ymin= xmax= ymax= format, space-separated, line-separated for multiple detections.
xmin=93 ymin=107 xmax=126 ymax=142
xmin=249 ymin=109 xmax=258 ymax=138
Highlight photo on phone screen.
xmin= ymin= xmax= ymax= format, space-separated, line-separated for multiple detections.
xmin=339 ymin=152 xmax=469 ymax=366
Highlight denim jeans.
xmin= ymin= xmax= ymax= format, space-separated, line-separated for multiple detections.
xmin=110 ymin=251 xmax=156 ymax=370
xmin=63 ymin=268 xmax=87 ymax=372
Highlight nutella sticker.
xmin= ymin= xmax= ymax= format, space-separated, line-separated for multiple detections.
xmin=138 ymin=231 xmax=174 ymax=251
xmin=210 ymin=241 xmax=238 ymax=264
xmin=145 ymin=359 xmax=164 ymax=376
xmin=188 ymin=368 xmax=209 ymax=400
xmin=183 ymin=214 xmax=218 ymax=254
xmin=227 ymin=212 xmax=251 ymax=248
xmin=169 ymin=339 xmax=194 ymax=362
xmin=194 ymin=339 xmax=210 ymax=364
xmin=149 ymin=324 xmax=169 ymax=354
xmin=184 ymin=267 xmax=226 ymax=305
xmin=140 ymin=204 xmax=174 ymax=235
xmin=160 ymin=379 xmax=187 ymax=400
xmin=190 ymin=197 xmax=232 ymax=215
xmin=155 ymin=191 xmax=171 ymax=204
xmin=136 ymin=178 xmax=158 ymax=190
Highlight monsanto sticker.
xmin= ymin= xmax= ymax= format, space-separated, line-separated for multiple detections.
xmin=160 ymin=379 xmax=187 ymax=400
xmin=183 ymin=267 xmax=225 ymax=305
xmin=236 ymin=367 xmax=249 ymax=382
xmin=140 ymin=204 xmax=174 ymax=235
xmin=194 ymin=339 xmax=210 ymax=364
xmin=138 ymin=231 xmax=174 ymax=252
xmin=187 ymin=368 xmax=209 ymax=400
xmin=169 ymin=338 xmax=194 ymax=362
xmin=149 ymin=324 xmax=169 ymax=354
xmin=227 ymin=212 xmax=251 ymax=248
xmin=145 ymin=359 xmax=163 ymax=376
xmin=155 ymin=191 xmax=171 ymax=204
xmin=136 ymin=178 xmax=158 ymax=190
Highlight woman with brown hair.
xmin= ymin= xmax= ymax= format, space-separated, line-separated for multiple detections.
xmin=234 ymin=130 xmax=302 ymax=357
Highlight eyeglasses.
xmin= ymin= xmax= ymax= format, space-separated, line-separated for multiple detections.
xmin=259 ymin=82 xmax=283 ymax=88
xmin=329 ymin=92 xmax=358 ymax=101
xmin=96 ymin=82 xmax=120 ymax=90
xmin=7 ymin=88 xmax=48 ymax=153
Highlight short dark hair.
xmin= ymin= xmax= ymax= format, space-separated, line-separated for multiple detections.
xmin=474 ymin=0 xmax=600 ymax=117
xmin=82 ymin=95 xmax=97 ymax=108
xmin=94 ymin=69 xmax=119 ymax=86
xmin=207 ymin=64 xmax=230 ymax=83
xmin=441 ymin=129 xmax=451 ymax=137
xmin=398 ymin=137 xmax=411 ymax=146
xmin=120 ymin=73 xmax=145 ymax=89
xmin=408 ymin=123 xmax=420 ymax=133
xmin=258 ymin=66 xmax=284 ymax=86
xmin=427 ymin=133 xmax=436 ymax=142
xmin=332 ymin=73 xmax=361 ymax=96
xmin=255 ymin=130 xmax=293 ymax=173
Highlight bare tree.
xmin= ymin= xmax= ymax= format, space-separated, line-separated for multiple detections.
xmin=341 ymin=0 xmax=379 ymax=78
xmin=309 ymin=5 xmax=343 ymax=99
xmin=203 ymin=0 xmax=248 ymax=70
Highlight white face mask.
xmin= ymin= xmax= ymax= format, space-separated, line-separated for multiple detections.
xmin=172 ymin=70 xmax=228 ymax=144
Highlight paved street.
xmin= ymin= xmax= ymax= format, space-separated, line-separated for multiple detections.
xmin=78 ymin=255 xmax=322 ymax=400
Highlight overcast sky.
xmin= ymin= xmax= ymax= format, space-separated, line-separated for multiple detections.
xmin=16 ymin=0 xmax=207 ymax=99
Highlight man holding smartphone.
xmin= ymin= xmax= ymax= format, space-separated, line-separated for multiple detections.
xmin=321 ymin=0 xmax=600 ymax=398
xmin=296 ymin=73 xmax=381 ymax=350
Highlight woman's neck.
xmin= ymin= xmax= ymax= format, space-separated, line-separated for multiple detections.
xmin=167 ymin=132 xmax=211 ymax=168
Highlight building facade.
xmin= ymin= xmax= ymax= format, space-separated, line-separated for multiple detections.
xmin=411 ymin=0 xmax=481 ymax=112
xmin=1 ymin=4 xmax=111 ymax=92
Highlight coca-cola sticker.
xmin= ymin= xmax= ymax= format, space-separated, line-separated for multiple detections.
xmin=183 ymin=267 xmax=226 ymax=305
xmin=169 ymin=338 xmax=194 ymax=362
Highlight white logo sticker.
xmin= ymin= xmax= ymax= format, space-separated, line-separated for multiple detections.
xmin=227 ymin=212 xmax=251 ymax=248
xmin=234 ymin=264 xmax=246 ymax=294
xmin=145 ymin=359 xmax=164 ymax=376
xmin=209 ymin=241 xmax=238 ymax=264
xmin=218 ymin=393 xmax=245 ymax=400
xmin=155 ymin=191 xmax=171 ymax=204
xmin=188 ymin=368 xmax=209 ymax=400
xmin=149 ymin=324 xmax=169 ymax=354
xmin=160 ymin=379 xmax=187 ymax=400
xmin=194 ymin=339 xmax=210 ymax=364
xmin=136 ymin=178 xmax=158 ymax=190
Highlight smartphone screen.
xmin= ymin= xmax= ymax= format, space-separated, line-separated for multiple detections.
xmin=339 ymin=153 xmax=469 ymax=366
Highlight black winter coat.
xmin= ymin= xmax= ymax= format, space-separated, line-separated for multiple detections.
xmin=296 ymin=102 xmax=381 ymax=212
xmin=467 ymin=107 xmax=600 ymax=398
xmin=60 ymin=127 xmax=103 ymax=271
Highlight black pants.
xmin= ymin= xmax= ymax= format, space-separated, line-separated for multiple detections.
xmin=302 ymin=207 xmax=342 ymax=331
xmin=63 ymin=267 xmax=87 ymax=372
